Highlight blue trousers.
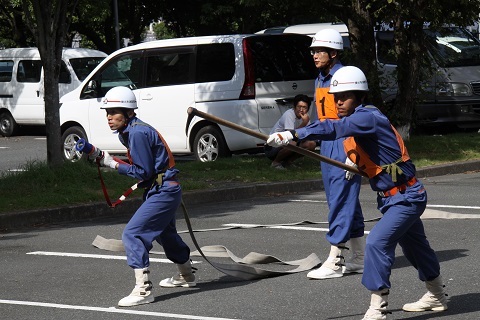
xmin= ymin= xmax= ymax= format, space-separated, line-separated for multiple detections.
xmin=321 ymin=139 xmax=364 ymax=245
xmin=122 ymin=182 xmax=190 ymax=269
xmin=362 ymin=181 xmax=441 ymax=290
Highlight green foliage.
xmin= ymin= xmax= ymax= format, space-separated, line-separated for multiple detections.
xmin=152 ymin=21 xmax=176 ymax=40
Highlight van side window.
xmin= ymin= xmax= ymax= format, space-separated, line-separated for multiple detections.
xmin=247 ymin=36 xmax=316 ymax=82
xmin=17 ymin=60 xmax=42 ymax=83
xmin=145 ymin=51 xmax=194 ymax=87
xmin=0 ymin=60 xmax=14 ymax=82
xmin=376 ymin=32 xmax=397 ymax=65
xmin=196 ymin=43 xmax=235 ymax=82
xmin=59 ymin=61 xmax=71 ymax=84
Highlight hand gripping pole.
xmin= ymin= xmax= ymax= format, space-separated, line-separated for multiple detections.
xmin=186 ymin=107 xmax=367 ymax=177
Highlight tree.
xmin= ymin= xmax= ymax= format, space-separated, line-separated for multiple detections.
xmin=370 ymin=0 xmax=480 ymax=137
xmin=0 ymin=0 xmax=33 ymax=47
xmin=21 ymin=0 xmax=79 ymax=168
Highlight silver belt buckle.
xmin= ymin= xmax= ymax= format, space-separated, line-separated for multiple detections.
xmin=378 ymin=191 xmax=386 ymax=197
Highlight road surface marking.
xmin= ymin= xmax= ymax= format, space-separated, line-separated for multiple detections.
xmin=222 ymin=223 xmax=371 ymax=234
xmin=0 ymin=299 xmax=238 ymax=320
xmin=26 ymin=251 xmax=201 ymax=264
xmin=290 ymin=199 xmax=480 ymax=210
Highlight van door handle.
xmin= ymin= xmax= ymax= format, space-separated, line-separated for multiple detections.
xmin=275 ymin=98 xmax=288 ymax=105
xmin=36 ymin=90 xmax=40 ymax=97
xmin=141 ymin=93 xmax=153 ymax=101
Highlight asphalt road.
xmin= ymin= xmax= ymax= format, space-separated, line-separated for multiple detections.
xmin=0 ymin=127 xmax=47 ymax=173
xmin=1 ymin=171 xmax=479 ymax=320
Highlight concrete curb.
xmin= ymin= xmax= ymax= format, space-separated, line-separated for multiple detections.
xmin=1 ymin=159 xmax=479 ymax=231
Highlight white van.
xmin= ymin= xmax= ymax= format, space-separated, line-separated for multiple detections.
xmin=0 ymin=48 xmax=107 ymax=136
xmin=59 ymin=34 xmax=317 ymax=162
xmin=266 ymin=22 xmax=480 ymax=129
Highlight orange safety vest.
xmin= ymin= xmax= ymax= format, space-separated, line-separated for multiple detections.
xmin=343 ymin=125 xmax=410 ymax=182
xmin=315 ymin=87 xmax=339 ymax=120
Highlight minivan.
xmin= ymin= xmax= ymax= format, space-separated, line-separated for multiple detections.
xmin=263 ymin=22 xmax=480 ymax=129
xmin=59 ymin=34 xmax=317 ymax=162
xmin=0 ymin=48 xmax=107 ymax=136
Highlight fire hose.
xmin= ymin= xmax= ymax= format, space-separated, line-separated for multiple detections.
xmin=75 ymin=138 xmax=323 ymax=280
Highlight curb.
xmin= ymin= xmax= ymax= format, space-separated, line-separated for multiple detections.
xmin=1 ymin=159 xmax=479 ymax=231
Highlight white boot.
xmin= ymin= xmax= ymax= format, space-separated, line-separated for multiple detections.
xmin=118 ymin=268 xmax=154 ymax=307
xmin=402 ymin=275 xmax=448 ymax=312
xmin=160 ymin=260 xmax=196 ymax=288
xmin=362 ymin=289 xmax=389 ymax=320
xmin=344 ymin=236 xmax=364 ymax=274
xmin=307 ymin=244 xmax=345 ymax=279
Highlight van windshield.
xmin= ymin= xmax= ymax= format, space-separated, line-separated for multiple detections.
xmin=70 ymin=57 xmax=105 ymax=81
xmin=425 ymin=27 xmax=480 ymax=68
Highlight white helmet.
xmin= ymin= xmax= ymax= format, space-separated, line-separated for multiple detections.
xmin=310 ymin=29 xmax=343 ymax=50
xmin=328 ymin=66 xmax=369 ymax=93
xmin=101 ymin=86 xmax=138 ymax=109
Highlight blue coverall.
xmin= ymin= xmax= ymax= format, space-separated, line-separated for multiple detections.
xmin=116 ymin=117 xmax=190 ymax=269
xmin=295 ymin=105 xmax=441 ymax=291
xmin=313 ymin=62 xmax=364 ymax=245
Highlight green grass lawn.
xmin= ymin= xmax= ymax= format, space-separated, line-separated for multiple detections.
xmin=1 ymin=131 xmax=479 ymax=213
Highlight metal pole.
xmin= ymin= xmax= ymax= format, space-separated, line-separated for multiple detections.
xmin=113 ymin=0 xmax=120 ymax=50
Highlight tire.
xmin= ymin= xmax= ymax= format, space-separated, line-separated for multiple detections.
xmin=193 ymin=125 xmax=230 ymax=162
xmin=0 ymin=111 xmax=19 ymax=137
xmin=61 ymin=126 xmax=87 ymax=162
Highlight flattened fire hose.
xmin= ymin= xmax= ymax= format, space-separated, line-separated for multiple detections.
xmin=93 ymin=200 xmax=323 ymax=280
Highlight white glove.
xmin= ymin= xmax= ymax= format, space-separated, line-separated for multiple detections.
xmin=99 ymin=151 xmax=118 ymax=169
xmin=345 ymin=157 xmax=358 ymax=180
xmin=267 ymin=131 xmax=294 ymax=147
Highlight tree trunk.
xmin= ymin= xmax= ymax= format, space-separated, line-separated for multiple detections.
xmin=22 ymin=0 xmax=78 ymax=168
xmin=393 ymin=2 xmax=427 ymax=140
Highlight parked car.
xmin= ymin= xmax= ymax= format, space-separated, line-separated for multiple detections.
xmin=262 ymin=22 xmax=480 ymax=130
xmin=0 ymin=48 xmax=107 ymax=136
xmin=59 ymin=34 xmax=317 ymax=162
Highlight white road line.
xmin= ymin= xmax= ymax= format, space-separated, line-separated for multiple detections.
xmin=290 ymin=199 xmax=480 ymax=210
xmin=34 ymin=137 xmax=47 ymax=140
xmin=427 ymin=204 xmax=480 ymax=210
xmin=0 ymin=146 xmax=8 ymax=149
xmin=0 ymin=299 xmax=238 ymax=320
xmin=222 ymin=223 xmax=370 ymax=234
xmin=26 ymin=251 xmax=201 ymax=264
xmin=223 ymin=224 xmax=330 ymax=232
xmin=289 ymin=199 xmax=328 ymax=203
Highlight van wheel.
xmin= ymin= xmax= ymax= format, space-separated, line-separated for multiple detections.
xmin=193 ymin=126 xmax=230 ymax=162
xmin=62 ymin=126 xmax=87 ymax=162
xmin=0 ymin=111 xmax=19 ymax=137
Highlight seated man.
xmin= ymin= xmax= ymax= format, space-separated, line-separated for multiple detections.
xmin=264 ymin=94 xmax=317 ymax=169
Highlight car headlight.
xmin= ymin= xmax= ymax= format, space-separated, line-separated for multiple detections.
xmin=436 ymin=82 xmax=472 ymax=97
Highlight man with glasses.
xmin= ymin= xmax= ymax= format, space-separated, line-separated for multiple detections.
xmin=304 ymin=29 xmax=365 ymax=280
xmin=264 ymin=94 xmax=317 ymax=169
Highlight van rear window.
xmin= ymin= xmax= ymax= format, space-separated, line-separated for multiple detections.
xmin=0 ymin=60 xmax=13 ymax=82
xmin=196 ymin=43 xmax=235 ymax=82
xmin=246 ymin=35 xmax=317 ymax=82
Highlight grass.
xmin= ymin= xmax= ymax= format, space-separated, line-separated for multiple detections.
xmin=1 ymin=131 xmax=479 ymax=213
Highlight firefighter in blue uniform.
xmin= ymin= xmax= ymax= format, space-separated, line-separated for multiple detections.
xmin=98 ymin=86 xmax=195 ymax=307
xmin=267 ymin=66 xmax=448 ymax=319
xmin=307 ymin=29 xmax=365 ymax=280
